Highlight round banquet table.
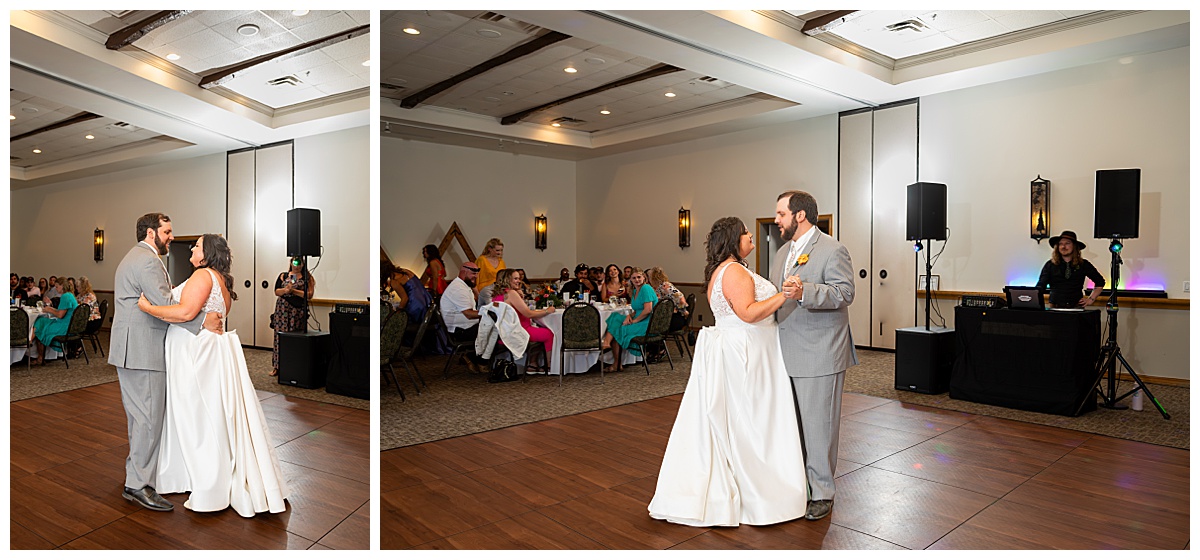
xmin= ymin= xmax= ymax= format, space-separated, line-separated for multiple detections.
xmin=11 ymin=306 xmax=63 ymax=364
xmin=532 ymin=303 xmax=638 ymax=376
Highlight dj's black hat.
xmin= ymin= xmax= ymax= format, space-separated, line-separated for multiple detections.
xmin=1048 ymin=230 xmax=1086 ymax=250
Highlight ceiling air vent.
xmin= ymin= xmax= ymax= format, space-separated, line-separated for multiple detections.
xmin=697 ymin=76 xmax=720 ymax=82
xmin=267 ymin=75 xmax=304 ymax=87
xmin=885 ymin=19 xmax=928 ymax=33
xmin=110 ymin=121 xmax=139 ymax=131
xmin=381 ymin=83 xmax=407 ymax=101
xmin=551 ymin=117 xmax=586 ymax=126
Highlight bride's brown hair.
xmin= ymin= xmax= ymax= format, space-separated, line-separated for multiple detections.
xmin=199 ymin=234 xmax=238 ymax=301
xmin=703 ymin=217 xmax=748 ymax=285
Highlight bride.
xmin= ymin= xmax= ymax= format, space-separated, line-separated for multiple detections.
xmin=138 ymin=234 xmax=290 ymax=517
xmin=648 ymin=217 xmax=807 ymax=527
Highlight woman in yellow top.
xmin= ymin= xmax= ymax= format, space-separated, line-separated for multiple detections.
xmin=474 ymin=237 xmax=506 ymax=291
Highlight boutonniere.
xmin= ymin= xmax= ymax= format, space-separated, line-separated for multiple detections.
xmin=795 ymin=254 xmax=809 ymax=267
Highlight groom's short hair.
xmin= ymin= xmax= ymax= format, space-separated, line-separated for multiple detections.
xmin=135 ymin=212 xmax=170 ymax=242
xmin=777 ymin=190 xmax=818 ymax=225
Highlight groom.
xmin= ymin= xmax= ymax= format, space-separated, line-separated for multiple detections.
xmin=770 ymin=190 xmax=858 ymax=521
xmin=109 ymin=212 xmax=222 ymax=511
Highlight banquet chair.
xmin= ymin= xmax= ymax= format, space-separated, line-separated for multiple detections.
xmin=396 ymin=302 xmax=436 ymax=394
xmin=11 ymin=308 xmax=31 ymax=371
xmin=440 ymin=310 xmax=479 ymax=379
xmin=628 ymin=299 xmax=674 ymax=375
xmin=80 ymin=299 xmax=109 ymax=357
xmin=380 ymin=308 xmax=407 ymax=400
xmin=662 ymin=293 xmax=697 ymax=361
xmin=560 ymin=302 xmax=610 ymax=385
xmin=50 ymin=303 xmax=90 ymax=369
xmin=481 ymin=304 xmax=543 ymax=383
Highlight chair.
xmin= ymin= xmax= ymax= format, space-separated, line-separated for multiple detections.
xmin=11 ymin=309 xmax=31 ymax=371
xmin=396 ymin=301 xmax=437 ymax=394
xmin=628 ymin=299 xmax=675 ymax=375
xmin=560 ymin=302 xmax=609 ymax=385
xmin=663 ymin=293 xmax=697 ymax=361
xmin=380 ymin=308 xmax=407 ymax=400
xmin=50 ymin=303 xmax=91 ymax=369
xmin=80 ymin=299 xmax=109 ymax=357
xmin=480 ymin=303 xmax=544 ymax=383
xmin=440 ymin=308 xmax=479 ymax=379
xmin=23 ymin=296 xmax=39 ymax=307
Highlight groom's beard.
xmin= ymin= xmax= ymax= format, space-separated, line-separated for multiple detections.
xmin=152 ymin=231 xmax=169 ymax=255
xmin=780 ymin=216 xmax=799 ymax=241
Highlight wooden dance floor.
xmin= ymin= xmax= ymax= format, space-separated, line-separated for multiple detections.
xmin=11 ymin=381 xmax=369 ymax=550
xmin=382 ymin=392 xmax=1189 ymax=550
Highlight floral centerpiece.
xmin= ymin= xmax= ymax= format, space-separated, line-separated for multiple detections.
xmin=532 ymin=283 xmax=563 ymax=309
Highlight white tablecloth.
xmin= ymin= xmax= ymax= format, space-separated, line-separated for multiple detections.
xmin=534 ymin=304 xmax=635 ymax=376
xmin=11 ymin=307 xmax=61 ymax=364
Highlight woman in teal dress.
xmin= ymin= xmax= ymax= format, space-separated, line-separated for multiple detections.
xmin=603 ymin=267 xmax=659 ymax=372
xmin=31 ymin=291 xmax=78 ymax=365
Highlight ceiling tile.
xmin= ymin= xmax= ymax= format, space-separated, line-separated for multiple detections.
xmin=291 ymin=12 xmax=359 ymax=42
xmin=259 ymin=10 xmax=340 ymax=30
xmin=994 ymin=11 xmax=1067 ymax=33
xmin=136 ymin=17 xmax=208 ymax=50
xmin=210 ymin=10 xmax=292 ymax=47
xmin=945 ymin=20 xmax=1009 ymax=43
xmin=191 ymin=10 xmax=254 ymax=27
xmin=919 ymin=11 xmax=989 ymax=32
xmin=152 ymin=28 xmax=241 ymax=61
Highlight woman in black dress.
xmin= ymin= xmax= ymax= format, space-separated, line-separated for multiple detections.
xmin=270 ymin=257 xmax=315 ymax=376
xmin=1036 ymin=230 xmax=1105 ymax=308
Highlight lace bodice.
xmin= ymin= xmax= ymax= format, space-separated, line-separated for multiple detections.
xmin=709 ymin=262 xmax=778 ymax=324
xmin=171 ymin=268 xmax=227 ymax=315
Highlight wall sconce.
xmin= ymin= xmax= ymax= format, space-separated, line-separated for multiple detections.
xmin=678 ymin=207 xmax=691 ymax=248
xmin=93 ymin=228 xmax=104 ymax=261
xmin=534 ymin=214 xmax=547 ymax=251
xmin=1030 ymin=175 xmax=1050 ymax=243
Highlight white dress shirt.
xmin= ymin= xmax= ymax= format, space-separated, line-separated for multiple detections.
xmin=440 ymin=277 xmax=479 ymax=332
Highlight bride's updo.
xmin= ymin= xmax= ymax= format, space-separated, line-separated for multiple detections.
xmin=703 ymin=217 xmax=748 ymax=285
xmin=200 ymin=234 xmax=238 ymax=301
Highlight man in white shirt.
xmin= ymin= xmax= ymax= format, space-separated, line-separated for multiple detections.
xmin=441 ymin=262 xmax=488 ymax=373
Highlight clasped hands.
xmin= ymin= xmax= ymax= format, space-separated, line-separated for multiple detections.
xmin=781 ymin=276 xmax=804 ymax=300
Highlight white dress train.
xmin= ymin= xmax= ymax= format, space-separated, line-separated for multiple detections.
xmin=156 ymin=268 xmax=290 ymax=517
xmin=648 ymin=262 xmax=808 ymax=526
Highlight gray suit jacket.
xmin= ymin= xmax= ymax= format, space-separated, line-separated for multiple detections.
xmin=108 ymin=242 xmax=204 ymax=371
xmin=772 ymin=230 xmax=859 ymax=378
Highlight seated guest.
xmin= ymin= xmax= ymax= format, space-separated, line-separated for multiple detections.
xmin=30 ymin=289 xmax=79 ymax=366
xmin=647 ymin=266 xmax=690 ymax=332
xmin=492 ymin=269 xmax=554 ymax=372
xmin=1037 ymin=230 xmax=1105 ymax=308
xmin=10 ymin=273 xmax=22 ymax=301
xmin=553 ymin=267 xmax=570 ymax=292
xmin=600 ymin=264 xmax=628 ymax=303
xmin=64 ymin=277 xmax=77 ymax=298
xmin=589 ymin=267 xmax=605 ymax=291
xmin=623 ymin=266 xmax=634 ymax=284
xmin=440 ymin=263 xmax=488 ymax=373
xmin=384 ymin=263 xmax=449 ymax=353
xmin=601 ymin=267 xmax=659 ymax=373
xmin=76 ymin=276 xmax=101 ymax=331
xmin=514 ymin=269 xmax=528 ymax=294
xmin=474 ymin=238 xmax=506 ymax=292
xmin=35 ymin=277 xmax=48 ymax=299
xmin=419 ymin=244 xmax=448 ymax=296
xmin=44 ymin=275 xmax=64 ymax=304
xmin=558 ymin=263 xmax=597 ymax=299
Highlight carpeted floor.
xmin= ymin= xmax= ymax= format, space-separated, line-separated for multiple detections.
xmin=10 ymin=331 xmax=369 ymax=410
xmin=382 ymin=348 xmax=1189 ymax=450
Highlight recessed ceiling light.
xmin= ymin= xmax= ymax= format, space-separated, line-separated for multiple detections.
xmin=237 ymin=24 xmax=260 ymax=36
xmin=403 ymin=27 xmax=420 ymax=35
xmin=85 ymin=134 xmax=95 ymax=140
xmin=664 ymin=92 xmax=676 ymax=97
xmin=501 ymin=91 xmax=514 ymax=96
xmin=585 ymin=57 xmax=606 ymax=65
xmin=361 ymin=59 xmax=371 ymax=66
xmin=600 ymin=109 xmax=611 ymax=115
xmin=484 ymin=96 xmax=501 ymax=102
xmin=32 ymin=148 xmax=41 ymax=154
xmin=165 ymin=53 xmax=181 ymax=61
xmin=476 ymin=29 xmax=502 ymax=38
xmin=21 ymin=107 xmax=38 ymax=114
xmin=551 ymin=122 xmax=561 ymax=127
xmin=9 ymin=114 xmax=14 ymax=120
xmin=564 ymin=66 xmax=577 ymax=74
xmin=292 ymin=10 xmax=310 ymax=16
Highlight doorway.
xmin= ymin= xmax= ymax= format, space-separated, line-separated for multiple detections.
xmin=166 ymin=236 xmax=198 ymax=288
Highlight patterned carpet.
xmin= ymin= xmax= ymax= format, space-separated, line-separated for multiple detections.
xmin=382 ymin=348 xmax=1189 ymax=450
xmin=9 ymin=331 xmax=369 ymax=410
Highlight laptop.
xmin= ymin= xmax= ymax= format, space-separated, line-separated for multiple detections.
xmin=1003 ymin=286 xmax=1046 ymax=310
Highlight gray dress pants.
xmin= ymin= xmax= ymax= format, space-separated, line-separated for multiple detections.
xmin=790 ymin=371 xmax=845 ymax=501
xmin=116 ymin=367 xmax=166 ymax=489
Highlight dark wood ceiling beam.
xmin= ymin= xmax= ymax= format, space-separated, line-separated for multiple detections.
xmin=500 ymin=63 xmax=683 ymax=125
xmin=399 ymin=31 xmax=570 ymax=110
xmin=10 ymin=112 xmax=102 ymax=143
xmin=198 ymin=24 xmax=371 ymax=89
xmin=802 ymin=10 xmax=858 ymax=36
xmin=105 ymin=11 xmax=193 ymax=50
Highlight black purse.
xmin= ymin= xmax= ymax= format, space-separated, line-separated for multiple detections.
xmin=487 ymin=358 xmax=520 ymax=383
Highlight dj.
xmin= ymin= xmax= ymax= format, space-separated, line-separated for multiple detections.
xmin=1036 ymin=230 xmax=1105 ymax=308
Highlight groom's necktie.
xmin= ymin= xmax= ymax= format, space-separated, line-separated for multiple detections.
xmin=783 ymin=242 xmax=799 ymax=286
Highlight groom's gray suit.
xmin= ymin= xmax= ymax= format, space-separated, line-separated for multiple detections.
xmin=771 ymin=229 xmax=858 ymax=502
xmin=109 ymin=240 xmax=204 ymax=489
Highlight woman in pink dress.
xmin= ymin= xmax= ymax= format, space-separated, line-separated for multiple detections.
xmin=492 ymin=268 xmax=555 ymax=372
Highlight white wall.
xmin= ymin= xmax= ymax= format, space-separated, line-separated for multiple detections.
xmin=920 ymin=46 xmax=1189 ymax=296
xmin=576 ymin=114 xmax=839 ymax=284
xmin=296 ymin=126 xmax=371 ymax=300
xmin=382 ymin=137 xmax=577 ymax=278
xmin=10 ymin=153 xmax=227 ymax=290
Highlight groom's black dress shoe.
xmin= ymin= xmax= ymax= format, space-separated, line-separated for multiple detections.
xmin=123 ymin=486 xmax=174 ymax=512
xmin=804 ymin=499 xmax=833 ymax=521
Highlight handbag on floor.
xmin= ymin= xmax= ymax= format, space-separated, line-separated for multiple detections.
xmin=487 ymin=358 xmax=520 ymax=383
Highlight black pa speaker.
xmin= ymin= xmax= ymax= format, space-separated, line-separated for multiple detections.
xmin=326 ymin=312 xmax=370 ymax=399
xmin=1094 ymin=169 xmax=1140 ymax=239
xmin=278 ymin=331 xmax=331 ymax=389
xmin=287 ymin=208 xmax=321 ymax=257
xmin=895 ymin=327 xmax=955 ymax=394
xmin=906 ymin=182 xmax=947 ymax=241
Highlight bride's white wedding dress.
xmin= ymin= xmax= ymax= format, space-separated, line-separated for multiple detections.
xmin=648 ymin=262 xmax=808 ymax=527
xmin=156 ymin=268 xmax=290 ymax=517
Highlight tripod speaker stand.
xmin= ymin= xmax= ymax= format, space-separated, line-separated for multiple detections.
xmin=1077 ymin=239 xmax=1169 ymax=419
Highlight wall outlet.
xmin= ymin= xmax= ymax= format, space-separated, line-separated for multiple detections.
xmin=1184 ymin=281 xmax=1190 ymax=293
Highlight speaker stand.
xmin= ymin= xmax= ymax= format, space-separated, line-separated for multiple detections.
xmin=923 ymin=237 xmax=933 ymax=331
